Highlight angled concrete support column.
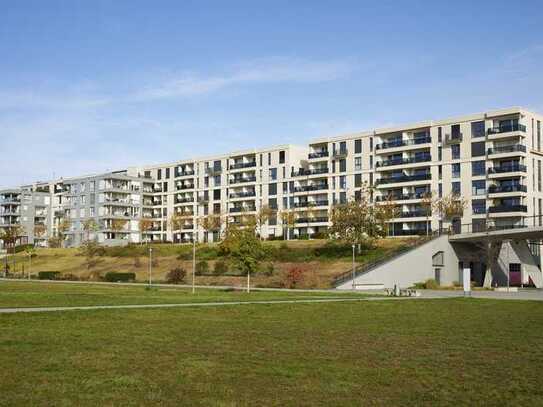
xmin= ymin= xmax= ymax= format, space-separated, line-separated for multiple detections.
xmin=484 ymin=240 xmax=505 ymax=288
xmin=510 ymin=240 xmax=543 ymax=288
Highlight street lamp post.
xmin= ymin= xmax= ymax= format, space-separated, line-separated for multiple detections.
xmin=28 ymin=252 xmax=32 ymax=280
xmin=352 ymin=244 xmax=356 ymax=290
xmin=148 ymin=247 xmax=153 ymax=287
xmin=192 ymin=233 xmax=196 ymax=294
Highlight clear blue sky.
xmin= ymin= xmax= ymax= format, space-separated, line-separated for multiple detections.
xmin=1 ymin=0 xmax=542 ymax=187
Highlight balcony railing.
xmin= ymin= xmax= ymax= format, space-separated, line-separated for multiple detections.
xmin=205 ymin=167 xmax=222 ymax=175
xmin=291 ymin=168 xmax=329 ymax=177
xmin=487 ymin=145 xmax=526 ymax=155
xmin=375 ymin=173 xmax=431 ymax=185
xmin=376 ymin=155 xmax=431 ymax=168
xmin=375 ymin=136 xmax=431 ymax=150
xmin=292 ymin=184 xmax=328 ymax=193
xmin=230 ymin=161 xmax=257 ymax=170
xmin=332 ymin=149 xmax=348 ymax=158
xmin=488 ymin=185 xmax=527 ymax=194
xmin=391 ymin=229 xmax=430 ymax=236
xmin=229 ymin=206 xmax=256 ymax=213
xmin=292 ymin=200 xmax=329 ymax=208
xmin=175 ymin=170 xmax=195 ymax=177
xmin=177 ymin=184 xmax=195 ymax=190
xmin=229 ymin=176 xmax=257 ymax=184
xmin=295 ymin=217 xmax=329 ymax=224
xmin=488 ymin=205 xmax=527 ymax=213
xmin=229 ymin=191 xmax=256 ymax=198
xmin=444 ymin=133 xmax=463 ymax=144
xmin=488 ymin=164 xmax=527 ymax=174
xmin=175 ymin=197 xmax=194 ymax=204
xmin=375 ymin=192 xmax=428 ymax=202
xmin=308 ymin=151 xmax=329 ymax=159
xmin=395 ymin=211 xmax=428 ymax=218
xmin=488 ymin=123 xmax=526 ymax=134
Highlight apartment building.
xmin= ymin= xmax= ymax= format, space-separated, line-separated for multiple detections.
xmin=1 ymin=107 xmax=542 ymax=249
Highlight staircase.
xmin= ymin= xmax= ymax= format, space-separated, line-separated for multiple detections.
xmin=332 ymin=232 xmax=444 ymax=287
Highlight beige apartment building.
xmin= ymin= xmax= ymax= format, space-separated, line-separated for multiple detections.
xmin=2 ymin=107 xmax=543 ymax=250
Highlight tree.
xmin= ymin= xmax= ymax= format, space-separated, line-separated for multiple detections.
xmin=0 ymin=225 xmax=24 ymax=276
xmin=138 ymin=218 xmax=154 ymax=243
xmin=328 ymin=185 xmax=397 ymax=248
xmin=279 ymin=208 xmax=297 ymax=240
xmin=282 ymin=266 xmax=306 ymax=289
xmin=169 ymin=212 xmax=185 ymax=239
xmin=420 ymin=191 xmax=434 ymax=236
xmin=34 ymin=223 xmax=47 ymax=240
xmin=166 ymin=267 xmax=186 ymax=284
xmin=255 ymin=205 xmax=276 ymax=240
xmin=57 ymin=218 xmax=71 ymax=247
xmin=82 ymin=218 xmax=99 ymax=241
xmin=219 ymin=223 xmax=264 ymax=292
xmin=198 ymin=213 xmax=222 ymax=242
xmin=433 ymin=193 xmax=468 ymax=233
xmin=78 ymin=239 xmax=104 ymax=270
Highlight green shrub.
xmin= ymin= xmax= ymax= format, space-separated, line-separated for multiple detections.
xmin=195 ymin=260 xmax=209 ymax=275
xmin=259 ymin=262 xmax=274 ymax=276
xmin=38 ymin=271 xmax=60 ymax=280
xmin=166 ymin=267 xmax=186 ymax=284
xmin=14 ymin=244 xmax=34 ymax=253
xmin=213 ymin=260 xmax=229 ymax=275
xmin=104 ymin=272 xmax=136 ymax=282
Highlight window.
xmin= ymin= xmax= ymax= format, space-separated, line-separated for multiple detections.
xmin=452 ymin=181 xmax=461 ymax=195
xmin=355 ymin=157 xmax=362 ymax=171
xmin=370 ymin=156 xmax=373 ymax=169
xmin=214 ymin=175 xmax=221 ymax=186
xmin=369 ymin=137 xmax=373 ymax=151
xmin=269 ymin=168 xmax=277 ymax=181
xmin=213 ymin=189 xmax=221 ymax=200
xmin=471 ymin=121 xmax=485 ymax=138
xmin=355 ymin=139 xmax=362 ymax=154
xmin=472 ymin=180 xmax=486 ymax=196
xmin=157 ymin=169 xmax=162 ymax=180
xmin=279 ymin=150 xmax=285 ymax=164
xmin=283 ymin=182 xmax=288 ymax=193
xmin=438 ymin=146 xmax=442 ymax=161
xmin=339 ymin=176 xmax=346 ymax=189
xmin=339 ymin=159 xmax=346 ymax=172
xmin=438 ymin=183 xmax=443 ymax=198
xmin=268 ymin=153 xmax=271 ymax=166
xmin=451 ymin=124 xmax=461 ymax=138
xmin=268 ymin=183 xmax=277 ymax=196
xmin=472 ymin=161 xmax=486 ymax=176
xmin=472 ymin=199 xmax=486 ymax=214
xmin=339 ymin=192 xmax=347 ymax=204
xmin=438 ymin=127 xmax=442 ymax=143
xmin=452 ymin=163 xmax=461 ymax=178
xmin=166 ymin=168 xmax=170 ymax=179
xmin=471 ymin=142 xmax=485 ymax=157
xmin=268 ymin=198 xmax=278 ymax=210
xmin=538 ymin=121 xmax=541 ymax=151
xmin=355 ymin=174 xmax=362 ymax=188
xmin=451 ymin=144 xmax=460 ymax=159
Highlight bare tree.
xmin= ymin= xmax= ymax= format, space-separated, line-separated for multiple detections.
xmin=279 ymin=208 xmax=297 ymax=240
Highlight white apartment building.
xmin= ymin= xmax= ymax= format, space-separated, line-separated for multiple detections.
xmin=2 ymin=107 xmax=543 ymax=250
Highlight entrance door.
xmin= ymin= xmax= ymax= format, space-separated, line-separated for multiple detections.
xmin=434 ymin=268 xmax=441 ymax=285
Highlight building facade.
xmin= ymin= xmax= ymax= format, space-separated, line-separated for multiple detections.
xmin=1 ymin=107 xmax=543 ymax=248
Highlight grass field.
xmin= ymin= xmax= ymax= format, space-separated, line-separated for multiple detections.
xmin=0 ymin=281 xmax=367 ymax=308
xmin=1 ymin=283 xmax=543 ymax=405
xmin=3 ymin=238 xmax=415 ymax=288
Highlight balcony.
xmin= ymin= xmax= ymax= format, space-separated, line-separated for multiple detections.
xmin=488 ymin=123 xmax=526 ymax=135
xmin=229 ymin=206 xmax=256 ymax=213
xmin=332 ymin=149 xmax=348 ymax=159
xmin=197 ymin=195 xmax=209 ymax=204
xmin=488 ymin=185 xmax=527 ymax=194
xmin=487 ymin=145 xmax=526 ymax=155
xmin=175 ymin=170 xmax=195 ymax=177
xmin=375 ymin=192 xmax=427 ymax=202
xmin=295 ymin=217 xmax=329 ymax=224
xmin=395 ymin=211 xmax=428 ymax=219
xmin=205 ymin=167 xmax=222 ymax=175
xmin=308 ymin=151 xmax=329 ymax=159
xmin=488 ymin=164 xmax=527 ymax=174
xmin=391 ymin=229 xmax=430 ymax=236
xmin=175 ymin=197 xmax=194 ymax=204
xmin=488 ymin=205 xmax=527 ymax=213
xmin=292 ymin=184 xmax=328 ymax=193
xmin=375 ymin=173 xmax=431 ymax=185
xmin=291 ymin=168 xmax=329 ymax=177
xmin=293 ymin=200 xmax=329 ymax=208
xmin=230 ymin=161 xmax=257 ymax=170
xmin=376 ymin=155 xmax=431 ymax=168
xmin=444 ymin=133 xmax=463 ymax=144
xmin=177 ymin=184 xmax=195 ymax=190
xmin=229 ymin=191 xmax=256 ymax=199
xmin=375 ymin=136 xmax=431 ymax=151
xmin=229 ymin=176 xmax=257 ymax=185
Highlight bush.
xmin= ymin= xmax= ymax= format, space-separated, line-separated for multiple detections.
xmin=195 ymin=261 xmax=209 ymax=275
xmin=38 ymin=271 xmax=60 ymax=280
xmin=14 ymin=244 xmax=34 ymax=253
xmin=104 ymin=272 xmax=136 ymax=282
xmin=282 ymin=266 xmax=305 ymax=289
xmin=47 ymin=237 xmax=62 ymax=248
xmin=166 ymin=267 xmax=186 ymax=284
xmin=213 ymin=260 xmax=229 ymax=275
xmin=260 ymin=262 xmax=274 ymax=276
xmin=424 ymin=278 xmax=439 ymax=289
xmin=134 ymin=256 xmax=141 ymax=267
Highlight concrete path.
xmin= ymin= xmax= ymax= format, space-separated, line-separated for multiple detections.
xmin=418 ymin=289 xmax=543 ymax=301
xmin=0 ymin=296 xmax=413 ymax=314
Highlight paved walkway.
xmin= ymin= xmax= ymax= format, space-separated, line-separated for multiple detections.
xmin=418 ymin=289 xmax=543 ymax=301
xmin=0 ymin=296 xmax=412 ymax=314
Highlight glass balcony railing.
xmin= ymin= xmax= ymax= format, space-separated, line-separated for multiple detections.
xmin=376 ymin=155 xmax=431 ymax=168
xmin=395 ymin=211 xmax=428 ymax=218
xmin=292 ymin=200 xmax=329 ymax=208
xmin=375 ymin=136 xmax=431 ymax=150
xmin=230 ymin=161 xmax=257 ymax=170
xmin=291 ymin=168 xmax=329 ymax=177
xmin=375 ymin=192 xmax=428 ymax=202
xmin=487 ymin=145 xmax=526 ymax=155
xmin=488 ymin=165 xmax=527 ymax=174
xmin=308 ymin=151 xmax=329 ymax=159
xmin=488 ymin=205 xmax=527 ymax=213
xmin=487 ymin=123 xmax=526 ymax=134
xmin=375 ymin=173 xmax=431 ymax=185
xmin=295 ymin=217 xmax=329 ymax=224
xmin=292 ymin=184 xmax=328 ymax=192
xmin=229 ymin=176 xmax=257 ymax=184
xmin=488 ymin=185 xmax=527 ymax=194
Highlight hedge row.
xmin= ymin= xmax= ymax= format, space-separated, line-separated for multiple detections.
xmin=104 ymin=272 xmax=136 ymax=282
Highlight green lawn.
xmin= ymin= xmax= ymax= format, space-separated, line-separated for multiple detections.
xmin=0 ymin=281 xmax=367 ymax=308
xmin=1 ymin=284 xmax=542 ymax=406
